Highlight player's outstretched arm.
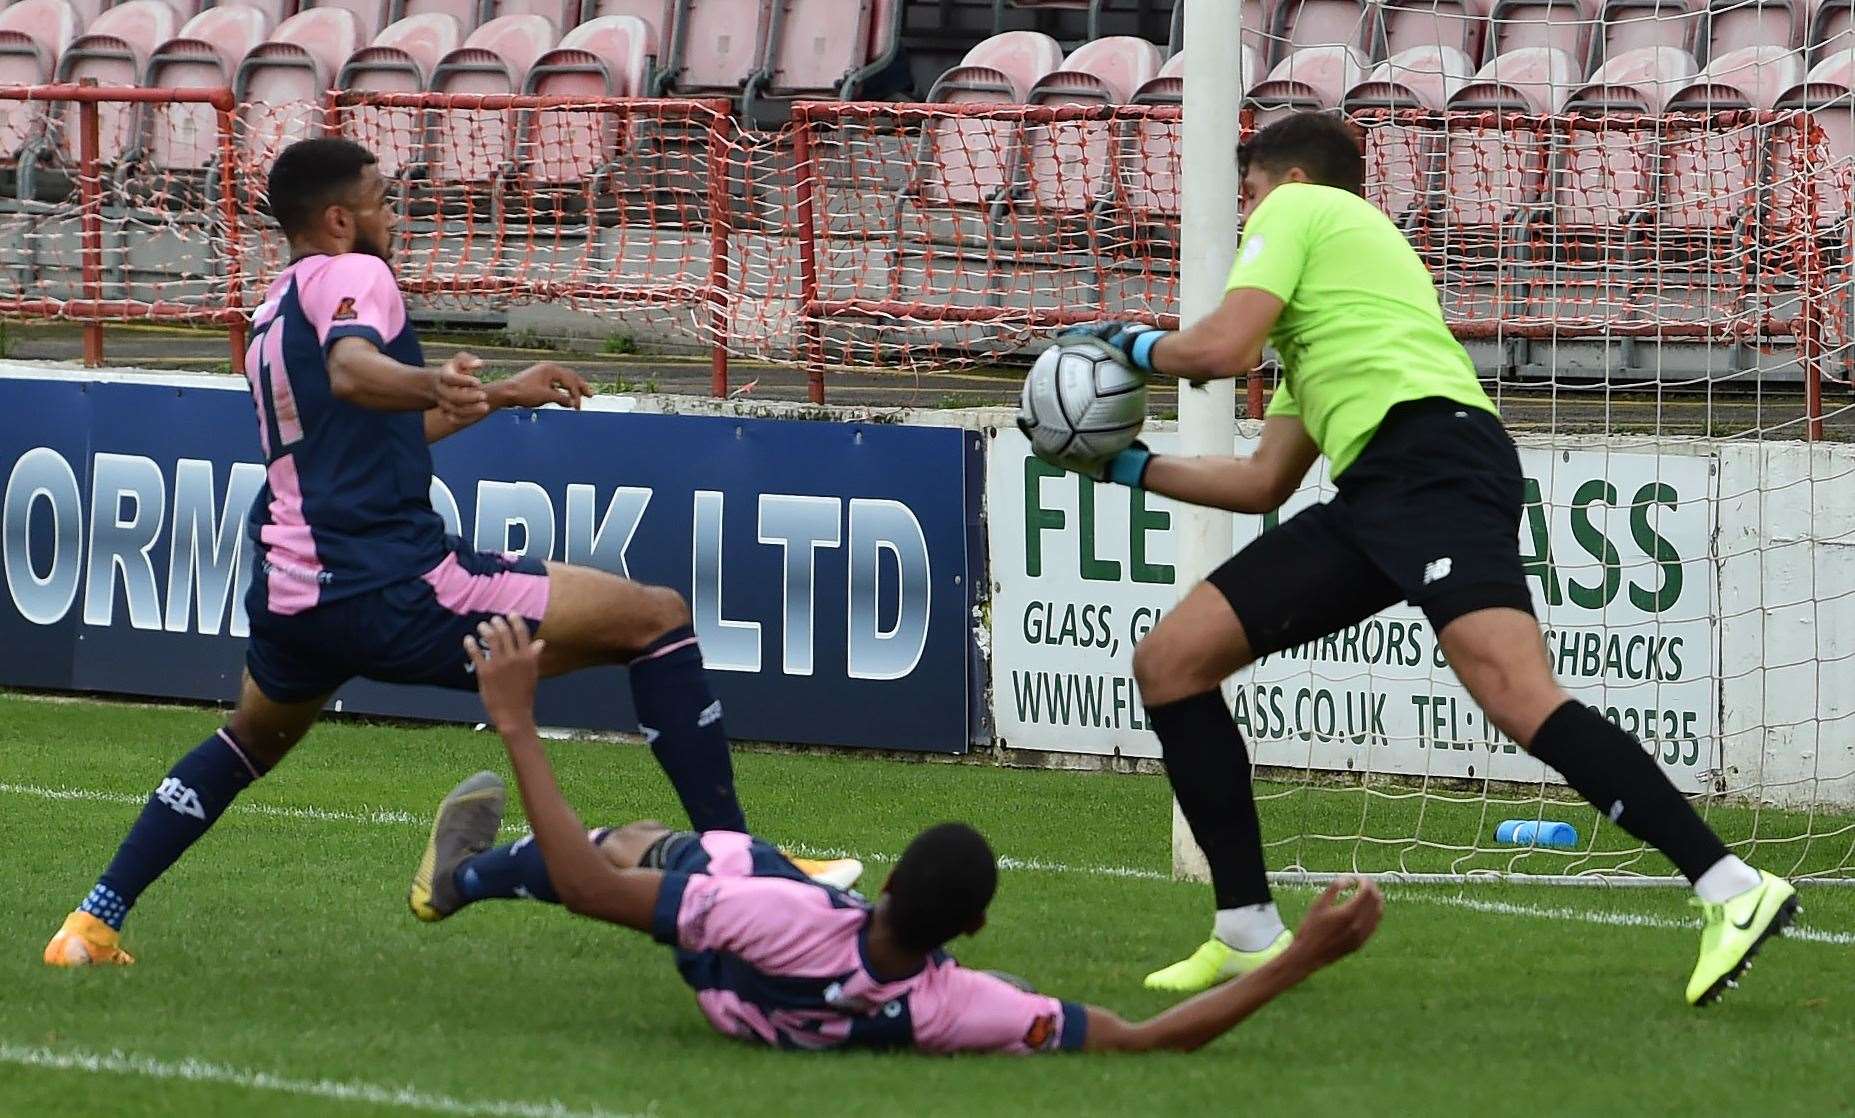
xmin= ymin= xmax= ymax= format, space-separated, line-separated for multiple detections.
xmin=1081 ymin=878 xmax=1383 ymax=1053
xmin=1135 ymin=414 xmax=1318 ymax=515
xmin=464 ymin=615 xmax=662 ymax=933
xmin=328 ymin=337 xmax=487 ymax=417
xmin=425 ymin=360 xmax=597 ymax=444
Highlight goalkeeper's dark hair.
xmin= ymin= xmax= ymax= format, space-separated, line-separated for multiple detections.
xmin=1239 ymin=111 xmax=1365 ymax=196
xmin=266 ymin=138 xmax=378 ymax=237
xmin=885 ymin=822 xmax=998 ymax=951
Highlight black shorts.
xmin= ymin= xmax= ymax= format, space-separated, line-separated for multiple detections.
xmin=1210 ymin=397 xmax=1534 ymax=658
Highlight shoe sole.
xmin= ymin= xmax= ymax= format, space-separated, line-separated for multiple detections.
xmin=410 ymin=773 xmax=503 ymax=923
xmin=1692 ymin=893 xmax=1800 ymax=1007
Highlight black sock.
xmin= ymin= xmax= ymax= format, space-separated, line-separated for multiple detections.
xmin=80 ymin=729 xmax=269 ymax=929
xmin=1527 ymin=699 xmax=1728 ymax=883
xmin=1146 ymin=690 xmax=1273 ymax=910
xmin=629 ymin=626 xmax=747 ymax=833
xmin=454 ymin=835 xmax=562 ymax=904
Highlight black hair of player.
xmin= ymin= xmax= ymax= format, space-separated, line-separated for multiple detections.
xmin=884 ymin=822 xmax=998 ymax=952
xmin=1239 ymin=111 xmax=1366 ymax=197
xmin=266 ymin=139 xmax=379 ymax=239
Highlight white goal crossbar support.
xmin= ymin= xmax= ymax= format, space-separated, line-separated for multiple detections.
xmin=1170 ymin=0 xmax=1244 ymax=885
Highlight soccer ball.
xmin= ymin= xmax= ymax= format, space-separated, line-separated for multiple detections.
xmin=1016 ymin=337 xmax=1148 ymax=464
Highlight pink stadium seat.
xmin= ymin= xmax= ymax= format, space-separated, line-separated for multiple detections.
xmin=1486 ymin=0 xmax=1597 ymax=63
xmin=764 ymin=0 xmax=873 ymax=97
xmin=1704 ymin=0 xmax=1804 ymax=58
xmin=1555 ymin=46 xmax=1697 ymax=244
xmin=337 ymin=14 xmax=464 ymax=175
xmin=1593 ymin=0 xmax=1702 ymax=67
xmin=311 ymin=0 xmax=390 ymax=40
xmin=1568 ymin=41 xmax=1698 ymax=108
xmin=1128 ymin=42 xmax=1256 ymax=103
xmin=581 ymin=0 xmax=672 ymax=59
xmin=483 ymin=0 xmax=578 ymax=33
xmin=1661 ymin=46 xmax=1802 ymax=238
xmin=400 ymin=0 xmax=480 ymax=33
xmin=1274 ymin=0 xmax=1374 ymax=55
xmin=1440 ymin=48 xmax=1577 ymax=234
xmin=1809 ymin=0 xmax=1854 ymax=59
xmin=921 ymin=32 xmax=1064 ymax=209
xmin=1024 ymin=37 xmax=1161 ymax=212
xmin=927 ymin=30 xmax=1063 ymax=102
xmin=670 ymin=0 xmax=771 ymax=92
xmin=1669 ymin=40 xmax=1804 ymax=103
xmin=53 ymin=0 xmax=182 ymax=165
xmin=0 ymin=0 xmax=80 ymax=159
xmin=524 ymin=14 xmax=649 ymax=181
xmin=1246 ymin=44 xmax=1369 ymax=123
xmin=1345 ymin=46 xmax=1473 ymax=220
xmin=1378 ymin=0 xmax=1492 ymax=62
xmin=1774 ymin=47 xmax=1854 ymax=224
xmin=144 ymin=5 xmax=273 ymax=171
xmin=236 ymin=9 xmax=366 ymax=161
xmin=1230 ymin=0 xmax=1276 ymax=61
xmin=427 ymin=13 xmax=558 ymax=180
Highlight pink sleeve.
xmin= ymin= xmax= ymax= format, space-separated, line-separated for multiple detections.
xmin=651 ymin=872 xmax=856 ymax=974
xmin=298 ymin=254 xmax=405 ymax=349
xmin=914 ymin=968 xmax=1087 ymax=1055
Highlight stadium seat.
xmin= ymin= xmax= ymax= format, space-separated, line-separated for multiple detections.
xmin=1025 ymin=34 xmax=1161 ymax=103
xmin=921 ymin=32 xmax=1064 ymax=209
xmin=1809 ymin=0 xmax=1854 ymax=60
xmin=1774 ymin=47 xmax=1854 ymax=225
xmin=524 ymin=14 xmax=648 ymax=181
xmin=427 ymin=13 xmax=558 ymax=180
xmin=1703 ymin=0 xmax=1804 ymax=58
xmin=144 ymin=4 xmax=273 ymax=172
xmin=235 ymin=9 xmax=366 ymax=162
xmin=1437 ymin=47 xmax=1577 ymax=247
xmin=1377 ymin=0 xmax=1492 ymax=62
xmin=926 ymin=29 xmax=1063 ymax=102
xmin=337 ymin=14 xmax=464 ymax=175
xmin=1668 ymin=39 xmax=1803 ymax=102
xmin=1024 ymin=37 xmax=1161 ymax=212
xmin=1344 ymin=45 xmax=1474 ymax=219
xmin=1246 ymin=43 xmax=1369 ymax=123
xmin=1273 ymin=0 xmax=1374 ymax=56
xmin=0 ymin=0 xmax=80 ymax=162
xmin=52 ymin=0 xmax=181 ymax=166
xmin=400 ymin=0 xmax=481 ymax=33
xmin=667 ymin=0 xmax=771 ymax=94
xmin=1129 ymin=41 xmax=1261 ymax=102
xmin=1592 ymin=0 xmax=1703 ymax=68
xmin=761 ymin=0 xmax=875 ymax=98
xmin=1661 ymin=45 xmax=1802 ymax=239
xmin=1121 ymin=48 xmax=1200 ymax=220
xmin=1486 ymin=0 xmax=1598 ymax=63
xmin=482 ymin=0 xmax=578 ymax=33
xmin=581 ymin=0 xmax=674 ymax=72
xmin=311 ymin=0 xmax=391 ymax=40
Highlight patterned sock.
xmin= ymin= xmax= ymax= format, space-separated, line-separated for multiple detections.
xmin=453 ymin=835 xmax=560 ymax=904
xmin=80 ymin=729 xmax=268 ymax=930
xmin=628 ymin=626 xmax=747 ymax=832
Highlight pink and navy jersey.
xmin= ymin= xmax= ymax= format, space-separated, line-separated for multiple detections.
xmin=651 ymin=833 xmax=1089 ymax=1054
xmin=242 ymin=254 xmax=448 ymax=615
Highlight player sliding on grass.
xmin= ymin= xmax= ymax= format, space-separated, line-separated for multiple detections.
xmin=45 ymin=137 xmax=855 ymax=968
xmin=417 ymin=613 xmax=1384 ymax=1053
xmin=1052 ymin=111 xmax=1797 ymax=1007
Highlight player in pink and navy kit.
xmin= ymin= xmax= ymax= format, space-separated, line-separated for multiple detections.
xmin=415 ymin=614 xmax=1385 ymax=1055
xmin=46 ymin=139 xmax=852 ymax=968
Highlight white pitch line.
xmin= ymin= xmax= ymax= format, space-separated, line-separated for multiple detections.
xmin=0 ymin=1042 xmax=650 ymax=1118
xmin=7 ymin=781 xmax=1853 ymax=945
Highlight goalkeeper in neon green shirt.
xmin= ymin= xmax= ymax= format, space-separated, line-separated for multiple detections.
xmin=1048 ymin=111 xmax=1795 ymax=1007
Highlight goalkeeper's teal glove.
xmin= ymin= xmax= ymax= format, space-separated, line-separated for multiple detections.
xmin=1059 ymin=322 xmax=1169 ymax=374
xmin=1063 ymin=441 xmax=1155 ymax=488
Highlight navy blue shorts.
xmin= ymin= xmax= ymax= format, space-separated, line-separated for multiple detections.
xmin=245 ymin=536 xmax=551 ymax=704
xmin=639 ymin=830 xmax=810 ymax=884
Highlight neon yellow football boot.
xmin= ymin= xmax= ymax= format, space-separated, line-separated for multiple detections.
xmin=44 ymin=911 xmax=135 ymax=967
xmin=410 ymin=771 xmax=506 ymax=923
xmin=1144 ymin=929 xmax=1293 ymax=994
xmin=1687 ymin=870 xmax=1798 ymax=1007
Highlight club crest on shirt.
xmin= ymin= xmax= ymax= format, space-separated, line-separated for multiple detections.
xmin=332 ymin=297 xmax=359 ymax=321
xmin=1023 ymin=1014 xmax=1055 ymax=1050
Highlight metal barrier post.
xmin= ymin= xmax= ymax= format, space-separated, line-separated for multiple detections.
xmin=705 ymin=100 xmax=731 ymax=398
xmin=78 ymin=78 xmax=102 ymax=367
xmin=216 ymin=90 xmax=245 ymax=375
xmin=792 ymin=104 xmax=825 ymax=404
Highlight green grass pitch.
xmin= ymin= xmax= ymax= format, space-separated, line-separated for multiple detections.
xmin=2 ymin=692 xmax=1852 ymax=1116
